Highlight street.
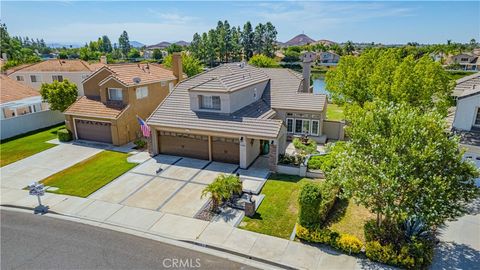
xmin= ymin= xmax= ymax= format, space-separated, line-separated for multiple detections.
xmin=0 ymin=210 xmax=256 ymax=270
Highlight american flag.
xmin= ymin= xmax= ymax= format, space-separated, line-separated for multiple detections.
xmin=136 ymin=116 xmax=151 ymax=137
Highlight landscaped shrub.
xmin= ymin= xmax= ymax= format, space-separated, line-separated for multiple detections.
xmin=57 ymin=128 xmax=72 ymax=142
xmin=298 ymin=183 xmax=323 ymax=227
xmin=278 ymin=153 xmax=305 ymax=166
xmin=296 ymin=223 xmax=339 ymax=246
xmin=293 ymin=138 xmax=318 ymax=154
xmin=134 ymin=139 xmax=146 ymax=149
xmin=318 ymin=183 xmax=339 ymax=222
xmin=307 ymin=154 xmax=330 ymax=170
xmin=337 ymin=234 xmax=363 ymax=254
xmin=365 ymin=241 xmax=397 ymax=264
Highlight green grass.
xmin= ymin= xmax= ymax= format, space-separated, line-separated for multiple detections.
xmin=326 ymin=103 xmax=345 ymax=121
xmin=239 ymin=174 xmax=320 ymax=239
xmin=447 ymin=70 xmax=476 ymax=81
xmin=0 ymin=124 xmax=64 ymax=167
xmin=325 ymin=199 xmax=375 ymax=243
xmin=41 ymin=151 xmax=137 ymax=197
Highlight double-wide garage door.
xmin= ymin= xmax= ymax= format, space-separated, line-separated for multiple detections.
xmin=75 ymin=119 xmax=112 ymax=144
xmin=158 ymin=131 xmax=239 ymax=164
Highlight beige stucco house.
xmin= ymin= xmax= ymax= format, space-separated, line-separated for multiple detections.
xmin=147 ymin=57 xmax=330 ymax=171
xmin=64 ymin=55 xmax=182 ymax=145
xmin=7 ymin=59 xmax=105 ymax=96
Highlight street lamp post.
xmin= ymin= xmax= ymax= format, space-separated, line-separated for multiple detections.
xmin=28 ymin=182 xmax=48 ymax=214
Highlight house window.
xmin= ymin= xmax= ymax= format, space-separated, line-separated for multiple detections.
xmin=52 ymin=75 xmax=63 ymax=82
xmin=460 ymin=58 xmax=469 ymax=62
xmin=136 ymin=86 xmax=148 ymax=99
xmin=30 ymin=75 xmax=38 ymax=83
xmin=294 ymin=119 xmax=310 ymax=134
xmin=286 ymin=118 xmax=293 ymax=133
xmin=16 ymin=75 xmax=24 ymax=81
xmin=199 ymin=95 xmax=221 ymax=110
xmin=302 ymin=120 xmax=310 ymax=134
xmin=169 ymin=82 xmax=174 ymax=92
xmin=311 ymin=120 xmax=319 ymax=136
xmin=475 ymin=108 xmax=480 ymax=126
xmin=108 ymin=88 xmax=123 ymax=101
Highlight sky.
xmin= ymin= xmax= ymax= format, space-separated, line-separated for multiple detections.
xmin=1 ymin=1 xmax=479 ymax=45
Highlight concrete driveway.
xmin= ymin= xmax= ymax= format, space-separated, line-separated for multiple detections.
xmin=89 ymin=155 xmax=239 ymax=218
xmin=0 ymin=143 xmax=103 ymax=189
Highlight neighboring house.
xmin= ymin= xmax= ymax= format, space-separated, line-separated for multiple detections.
xmin=147 ymin=54 xmax=330 ymax=170
xmin=447 ymin=53 xmax=479 ymax=71
xmin=452 ymin=77 xmax=480 ymax=132
xmin=317 ymin=51 xmax=340 ymax=66
xmin=7 ymin=59 xmax=105 ymax=96
xmin=63 ymin=55 xmax=183 ymax=145
xmin=452 ymin=72 xmax=480 ymax=98
xmin=0 ymin=75 xmax=63 ymax=139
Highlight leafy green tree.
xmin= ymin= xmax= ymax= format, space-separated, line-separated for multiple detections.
xmin=190 ymin=33 xmax=202 ymax=59
xmin=101 ymin=35 xmax=112 ymax=53
xmin=230 ymin=26 xmax=243 ymax=62
xmin=166 ymin=43 xmax=183 ymax=54
xmin=325 ymin=48 xmax=453 ymax=115
xmin=263 ymin=22 xmax=277 ymax=57
xmin=253 ymin=23 xmax=266 ymax=55
xmin=40 ymin=79 xmax=78 ymax=112
xmin=152 ymin=48 xmax=163 ymax=61
xmin=118 ymin=30 xmax=131 ymax=58
xmin=330 ymin=100 xmax=479 ymax=228
xmin=163 ymin=52 xmax=204 ymax=77
xmin=343 ymin=41 xmax=355 ymax=55
xmin=127 ymin=48 xmax=140 ymax=59
xmin=242 ymin=21 xmax=255 ymax=60
xmin=248 ymin=54 xmax=279 ymax=68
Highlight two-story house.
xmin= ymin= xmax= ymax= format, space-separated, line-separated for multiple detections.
xmin=63 ymin=55 xmax=182 ymax=145
xmin=147 ymin=53 xmax=329 ymax=171
xmin=7 ymin=59 xmax=105 ymax=96
xmin=447 ymin=53 xmax=479 ymax=71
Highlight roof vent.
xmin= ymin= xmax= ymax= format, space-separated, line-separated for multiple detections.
xmin=132 ymin=77 xmax=141 ymax=84
xmin=238 ymin=62 xmax=245 ymax=68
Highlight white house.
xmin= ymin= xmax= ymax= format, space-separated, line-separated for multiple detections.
xmin=7 ymin=59 xmax=105 ymax=96
xmin=0 ymin=75 xmax=64 ymax=139
xmin=453 ymin=73 xmax=480 ymax=132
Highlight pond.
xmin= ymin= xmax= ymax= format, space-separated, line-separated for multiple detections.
xmin=312 ymin=73 xmax=330 ymax=96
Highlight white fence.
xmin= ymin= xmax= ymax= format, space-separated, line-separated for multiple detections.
xmin=1 ymin=110 xmax=64 ymax=140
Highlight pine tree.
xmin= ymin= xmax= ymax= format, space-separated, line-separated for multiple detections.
xmin=118 ymin=30 xmax=131 ymax=58
xmin=241 ymin=21 xmax=254 ymax=60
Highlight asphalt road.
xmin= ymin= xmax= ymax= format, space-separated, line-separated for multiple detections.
xmin=1 ymin=210 xmax=257 ymax=270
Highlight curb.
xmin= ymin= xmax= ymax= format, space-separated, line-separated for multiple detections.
xmin=0 ymin=205 xmax=296 ymax=270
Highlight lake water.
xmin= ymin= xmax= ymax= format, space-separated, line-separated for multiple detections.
xmin=312 ymin=74 xmax=329 ymax=96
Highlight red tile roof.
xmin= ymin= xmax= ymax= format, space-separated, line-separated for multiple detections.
xmin=64 ymin=96 xmax=125 ymax=119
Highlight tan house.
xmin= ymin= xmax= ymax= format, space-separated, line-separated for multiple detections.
xmin=147 ymin=55 xmax=329 ymax=170
xmin=447 ymin=53 xmax=479 ymax=71
xmin=64 ymin=55 xmax=183 ymax=145
xmin=7 ymin=59 xmax=105 ymax=96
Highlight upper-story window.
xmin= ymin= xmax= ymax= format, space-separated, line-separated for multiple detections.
xmin=475 ymin=108 xmax=480 ymax=127
xmin=460 ymin=58 xmax=469 ymax=62
xmin=199 ymin=95 xmax=221 ymax=110
xmin=52 ymin=75 xmax=63 ymax=82
xmin=136 ymin=86 xmax=148 ymax=99
xmin=30 ymin=75 xmax=39 ymax=83
xmin=108 ymin=88 xmax=123 ymax=101
xmin=169 ymin=82 xmax=174 ymax=92
xmin=16 ymin=75 xmax=24 ymax=81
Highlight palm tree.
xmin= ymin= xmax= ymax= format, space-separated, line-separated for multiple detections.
xmin=201 ymin=174 xmax=242 ymax=212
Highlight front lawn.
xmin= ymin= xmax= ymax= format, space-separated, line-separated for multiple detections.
xmin=325 ymin=198 xmax=374 ymax=243
xmin=239 ymin=174 xmax=320 ymax=239
xmin=0 ymin=124 xmax=64 ymax=167
xmin=326 ymin=103 xmax=344 ymax=121
xmin=41 ymin=151 xmax=137 ymax=197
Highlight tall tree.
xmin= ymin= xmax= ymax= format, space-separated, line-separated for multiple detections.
xmin=325 ymin=48 xmax=453 ymax=116
xmin=163 ymin=52 xmax=204 ymax=77
xmin=242 ymin=21 xmax=255 ymax=60
xmin=231 ymin=26 xmax=243 ymax=62
xmin=343 ymin=40 xmax=355 ymax=55
xmin=118 ymin=30 xmax=131 ymax=58
xmin=263 ymin=22 xmax=277 ymax=57
xmin=190 ymin=33 xmax=202 ymax=59
xmin=253 ymin=23 xmax=266 ymax=55
xmin=329 ymin=100 xmax=479 ymax=227
xmin=101 ymin=35 xmax=112 ymax=53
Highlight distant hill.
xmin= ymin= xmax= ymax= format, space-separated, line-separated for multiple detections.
xmin=314 ymin=39 xmax=337 ymax=46
xmin=283 ymin=34 xmax=316 ymax=47
xmin=146 ymin=41 xmax=190 ymax=49
xmin=130 ymin=41 xmax=145 ymax=48
xmin=47 ymin=42 xmax=83 ymax=48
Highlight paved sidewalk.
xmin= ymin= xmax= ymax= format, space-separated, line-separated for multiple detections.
xmin=0 ymin=187 xmax=370 ymax=270
xmin=0 ymin=143 xmax=102 ymax=189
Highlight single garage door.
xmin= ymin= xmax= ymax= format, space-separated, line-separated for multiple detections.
xmin=75 ymin=119 xmax=112 ymax=144
xmin=159 ymin=131 xmax=209 ymax=160
xmin=212 ymin=136 xmax=240 ymax=164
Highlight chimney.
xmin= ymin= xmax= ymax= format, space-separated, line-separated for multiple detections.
xmin=300 ymin=52 xmax=315 ymax=93
xmin=172 ymin=52 xmax=183 ymax=82
xmin=100 ymin=55 xmax=107 ymax=64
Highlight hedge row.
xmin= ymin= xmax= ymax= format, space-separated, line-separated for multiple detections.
xmin=296 ymin=224 xmax=363 ymax=254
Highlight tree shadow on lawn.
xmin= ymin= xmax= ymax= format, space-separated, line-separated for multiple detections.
xmin=322 ymin=197 xmax=349 ymax=227
xmin=431 ymin=241 xmax=480 ymax=270
xmin=246 ymin=212 xmax=263 ymax=220
xmin=268 ymin=173 xmax=304 ymax=183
